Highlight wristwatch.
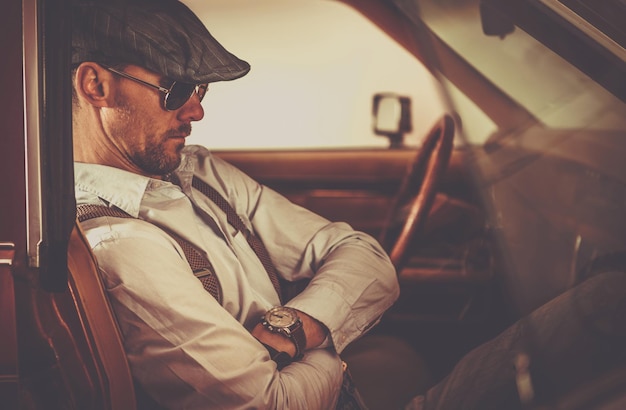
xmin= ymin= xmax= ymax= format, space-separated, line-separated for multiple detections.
xmin=261 ymin=306 xmax=307 ymax=360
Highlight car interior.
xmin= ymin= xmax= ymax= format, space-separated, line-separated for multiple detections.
xmin=2 ymin=0 xmax=625 ymax=409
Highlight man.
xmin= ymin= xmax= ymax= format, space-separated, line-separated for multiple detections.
xmin=73 ymin=1 xmax=626 ymax=409
xmin=72 ymin=0 xmax=405 ymax=408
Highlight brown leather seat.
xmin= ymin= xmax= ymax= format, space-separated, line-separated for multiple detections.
xmin=67 ymin=221 xmax=136 ymax=409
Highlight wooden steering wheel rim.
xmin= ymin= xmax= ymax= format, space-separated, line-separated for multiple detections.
xmin=380 ymin=114 xmax=456 ymax=271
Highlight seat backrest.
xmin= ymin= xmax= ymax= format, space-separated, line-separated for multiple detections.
xmin=66 ymin=221 xmax=136 ymax=409
xmin=11 ymin=221 xmax=136 ymax=409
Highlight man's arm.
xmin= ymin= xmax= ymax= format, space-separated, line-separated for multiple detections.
xmin=199 ymin=149 xmax=400 ymax=354
xmin=244 ymin=182 xmax=400 ymax=354
xmin=84 ymin=217 xmax=344 ymax=409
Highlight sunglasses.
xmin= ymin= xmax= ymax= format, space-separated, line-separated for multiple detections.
xmin=103 ymin=65 xmax=209 ymax=111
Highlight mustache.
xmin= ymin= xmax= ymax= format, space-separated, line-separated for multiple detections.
xmin=165 ymin=123 xmax=192 ymax=138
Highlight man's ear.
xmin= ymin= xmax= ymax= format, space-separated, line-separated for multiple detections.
xmin=74 ymin=62 xmax=114 ymax=108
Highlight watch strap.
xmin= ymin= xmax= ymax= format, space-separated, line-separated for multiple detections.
xmin=289 ymin=321 xmax=306 ymax=360
xmin=261 ymin=342 xmax=292 ymax=370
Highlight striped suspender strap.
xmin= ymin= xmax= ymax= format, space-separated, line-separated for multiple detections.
xmin=76 ymin=176 xmax=285 ymax=304
xmin=76 ymin=203 xmax=223 ymax=304
xmin=191 ymin=176 xmax=284 ymax=304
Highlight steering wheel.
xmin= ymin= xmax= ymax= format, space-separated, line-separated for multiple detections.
xmin=379 ymin=114 xmax=456 ymax=271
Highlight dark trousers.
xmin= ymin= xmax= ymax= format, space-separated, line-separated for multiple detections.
xmin=405 ymin=270 xmax=626 ymax=409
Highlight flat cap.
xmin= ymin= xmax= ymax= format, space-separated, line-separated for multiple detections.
xmin=72 ymin=0 xmax=250 ymax=84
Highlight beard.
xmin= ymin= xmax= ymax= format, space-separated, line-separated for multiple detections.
xmin=133 ymin=123 xmax=191 ymax=176
xmin=111 ymin=94 xmax=191 ymax=176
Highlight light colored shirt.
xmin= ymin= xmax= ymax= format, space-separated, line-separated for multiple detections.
xmin=75 ymin=144 xmax=399 ymax=409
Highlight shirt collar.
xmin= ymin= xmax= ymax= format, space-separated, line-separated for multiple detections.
xmin=74 ymin=148 xmax=202 ymax=217
xmin=75 ymin=162 xmax=155 ymax=218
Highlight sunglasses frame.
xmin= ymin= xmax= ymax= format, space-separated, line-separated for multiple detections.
xmin=102 ymin=65 xmax=208 ymax=111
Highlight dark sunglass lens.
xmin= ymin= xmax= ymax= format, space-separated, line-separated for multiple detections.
xmin=165 ymin=82 xmax=197 ymax=110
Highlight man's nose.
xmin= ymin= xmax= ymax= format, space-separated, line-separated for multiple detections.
xmin=178 ymin=92 xmax=205 ymax=122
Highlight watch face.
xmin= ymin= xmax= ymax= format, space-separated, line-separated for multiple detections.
xmin=266 ymin=306 xmax=298 ymax=328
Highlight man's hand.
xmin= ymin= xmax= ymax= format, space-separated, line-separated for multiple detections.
xmin=252 ymin=309 xmax=329 ymax=358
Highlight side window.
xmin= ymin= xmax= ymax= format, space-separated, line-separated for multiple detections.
xmin=184 ymin=0 xmax=448 ymax=150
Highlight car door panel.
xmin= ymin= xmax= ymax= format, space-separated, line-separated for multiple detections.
xmin=215 ymin=148 xmax=477 ymax=237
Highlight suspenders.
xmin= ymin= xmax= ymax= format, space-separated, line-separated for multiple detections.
xmin=78 ymin=175 xmax=366 ymax=406
xmin=191 ymin=177 xmax=285 ymax=303
xmin=76 ymin=176 xmax=285 ymax=305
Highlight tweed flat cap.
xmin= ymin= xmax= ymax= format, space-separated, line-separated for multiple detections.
xmin=72 ymin=0 xmax=250 ymax=84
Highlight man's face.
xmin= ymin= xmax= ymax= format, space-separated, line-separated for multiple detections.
xmin=104 ymin=65 xmax=205 ymax=176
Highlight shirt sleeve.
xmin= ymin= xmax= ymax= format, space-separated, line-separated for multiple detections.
xmin=84 ymin=217 xmax=343 ymax=410
xmin=206 ymin=152 xmax=401 ymax=353
xmin=254 ymin=186 xmax=400 ymax=353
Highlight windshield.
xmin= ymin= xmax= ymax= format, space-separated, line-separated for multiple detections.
xmin=404 ymin=0 xmax=626 ymax=313
xmin=412 ymin=0 xmax=626 ymax=145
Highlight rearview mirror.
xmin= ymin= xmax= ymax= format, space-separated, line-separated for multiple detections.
xmin=372 ymin=93 xmax=412 ymax=149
